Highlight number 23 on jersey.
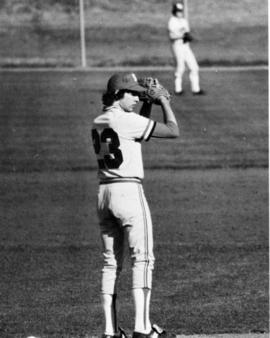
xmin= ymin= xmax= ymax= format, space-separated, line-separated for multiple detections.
xmin=92 ymin=128 xmax=123 ymax=169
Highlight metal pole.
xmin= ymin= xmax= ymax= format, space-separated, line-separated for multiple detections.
xmin=79 ymin=0 xmax=87 ymax=68
xmin=183 ymin=0 xmax=189 ymax=24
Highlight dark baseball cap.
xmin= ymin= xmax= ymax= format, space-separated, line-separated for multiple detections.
xmin=107 ymin=73 xmax=145 ymax=93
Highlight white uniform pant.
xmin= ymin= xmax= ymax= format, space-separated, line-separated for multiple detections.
xmin=97 ymin=181 xmax=155 ymax=295
xmin=171 ymin=40 xmax=200 ymax=92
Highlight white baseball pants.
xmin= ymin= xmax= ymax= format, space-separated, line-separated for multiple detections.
xmin=97 ymin=181 xmax=155 ymax=295
xmin=171 ymin=41 xmax=200 ymax=93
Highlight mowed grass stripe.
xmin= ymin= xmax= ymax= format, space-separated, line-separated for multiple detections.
xmin=0 ymin=169 xmax=268 ymax=335
xmin=0 ymin=65 xmax=268 ymax=72
xmin=0 ymin=69 xmax=267 ymax=173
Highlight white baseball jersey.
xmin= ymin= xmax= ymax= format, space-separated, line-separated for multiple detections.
xmin=168 ymin=15 xmax=190 ymax=42
xmin=92 ymin=103 xmax=156 ymax=182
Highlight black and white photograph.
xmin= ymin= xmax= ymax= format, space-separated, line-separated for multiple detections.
xmin=0 ymin=1 xmax=268 ymax=338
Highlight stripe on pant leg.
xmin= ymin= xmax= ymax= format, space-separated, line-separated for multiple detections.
xmin=137 ymin=185 xmax=149 ymax=288
xmin=112 ymin=293 xmax=117 ymax=333
xmin=137 ymin=185 xmax=149 ymax=331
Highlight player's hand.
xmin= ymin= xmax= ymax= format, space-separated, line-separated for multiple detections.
xmin=183 ymin=32 xmax=193 ymax=43
xmin=138 ymin=77 xmax=171 ymax=105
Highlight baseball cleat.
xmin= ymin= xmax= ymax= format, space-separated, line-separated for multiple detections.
xmin=132 ymin=324 xmax=166 ymax=338
xmin=192 ymin=90 xmax=206 ymax=95
xmin=102 ymin=327 xmax=127 ymax=338
xmin=118 ymin=326 xmax=128 ymax=338
xmin=174 ymin=91 xmax=184 ymax=96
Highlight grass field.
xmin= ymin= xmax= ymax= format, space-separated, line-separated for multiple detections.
xmin=0 ymin=68 xmax=268 ymax=338
xmin=0 ymin=0 xmax=268 ymax=67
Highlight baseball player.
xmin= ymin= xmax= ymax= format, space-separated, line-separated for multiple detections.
xmin=91 ymin=73 xmax=179 ymax=338
xmin=168 ymin=0 xmax=205 ymax=95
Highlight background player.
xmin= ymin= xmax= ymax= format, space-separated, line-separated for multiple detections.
xmin=91 ymin=73 xmax=179 ymax=338
xmin=168 ymin=0 xmax=205 ymax=95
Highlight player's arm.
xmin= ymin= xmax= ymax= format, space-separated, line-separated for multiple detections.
xmin=152 ymin=97 xmax=179 ymax=138
xmin=168 ymin=29 xmax=183 ymax=41
xmin=168 ymin=20 xmax=182 ymax=40
xmin=139 ymin=101 xmax=153 ymax=118
xmin=168 ymin=18 xmax=189 ymax=41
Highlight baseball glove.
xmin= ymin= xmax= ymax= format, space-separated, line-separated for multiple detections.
xmin=183 ymin=32 xmax=193 ymax=43
xmin=137 ymin=77 xmax=171 ymax=105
